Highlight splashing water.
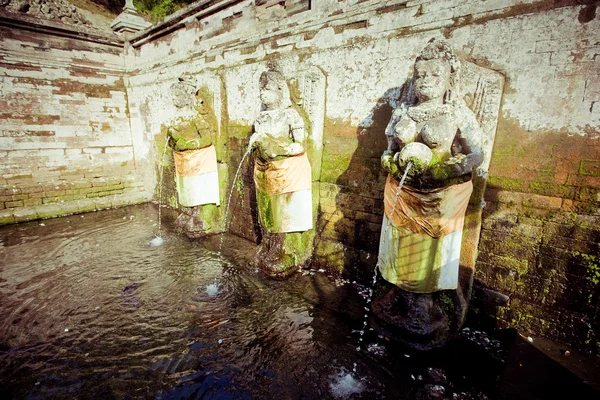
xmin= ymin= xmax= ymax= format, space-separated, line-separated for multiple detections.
xmin=149 ymin=236 xmax=165 ymax=247
xmin=155 ymin=135 xmax=171 ymax=241
xmin=218 ymin=146 xmax=252 ymax=255
xmin=355 ymin=161 xmax=413 ymax=358
xmin=205 ymin=283 xmax=220 ymax=296
xmin=329 ymin=369 xmax=365 ymax=399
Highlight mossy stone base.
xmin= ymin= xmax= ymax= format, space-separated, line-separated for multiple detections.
xmin=174 ymin=204 xmax=224 ymax=238
xmin=254 ymin=230 xmax=315 ymax=279
xmin=370 ymin=268 xmax=471 ymax=350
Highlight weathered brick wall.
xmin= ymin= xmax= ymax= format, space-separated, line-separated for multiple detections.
xmin=0 ymin=13 xmax=151 ymax=223
xmin=129 ymin=0 xmax=600 ymax=352
xmin=478 ymin=126 xmax=600 ymax=352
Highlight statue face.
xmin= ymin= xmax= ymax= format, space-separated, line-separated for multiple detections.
xmin=260 ymin=79 xmax=283 ymax=110
xmin=194 ymin=95 xmax=209 ymax=115
xmin=414 ymin=59 xmax=451 ymax=103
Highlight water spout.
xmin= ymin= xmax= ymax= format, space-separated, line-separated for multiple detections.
xmin=154 ymin=135 xmax=171 ymax=243
xmin=355 ymin=161 xmax=413 ymax=353
xmin=218 ymin=145 xmax=253 ymax=255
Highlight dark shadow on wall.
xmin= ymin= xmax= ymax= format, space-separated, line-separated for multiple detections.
xmin=316 ymin=86 xmax=406 ymax=284
xmin=226 ymin=135 xmax=262 ymax=244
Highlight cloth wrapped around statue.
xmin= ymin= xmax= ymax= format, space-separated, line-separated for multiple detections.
xmin=253 ymin=152 xmax=312 ymax=233
xmin=378 ymin=174 xmax=473 ymax=293
xmin=173 ymin=144 xmax=220 ymax=207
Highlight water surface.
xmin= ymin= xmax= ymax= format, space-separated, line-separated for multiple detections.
xmin=0 ymin=204 xmax=501 ymax=399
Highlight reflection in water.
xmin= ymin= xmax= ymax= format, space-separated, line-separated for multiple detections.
xmin=0 ymin=204 xmax=499 ymax=399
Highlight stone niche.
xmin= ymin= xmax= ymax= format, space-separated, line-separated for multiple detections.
xmin=458 ymin=61 xmax=505 ymax=272
xmin=370 ymin=52 xmax=505 ymax=350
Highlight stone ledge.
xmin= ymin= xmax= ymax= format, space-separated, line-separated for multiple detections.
xmin=0 ymin=9 xmax=123 ymax=47
xmin=0 ymin=191 xmax=152 ymax=226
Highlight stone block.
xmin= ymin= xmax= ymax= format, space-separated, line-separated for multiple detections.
xmin=72 ymin=180 xmax=92 ymax=189
xmin=477 ymin=252 xmax=529 ymax=275
xmin=568 ymin=174 xmax=600 ymax=188
xmin=13 ymin=207 xmax=38 ymax=222
xmin=522 ymin=193 xmax=563 ymax=210
xmin=0 ymin=210 xmax=15 ymax=225
xmin=527 ymin=182 xmax=577 ymax=199
xmin=543 ymin=221 xmax=600 ymax=243
xmin=0 ymin=187 xmax=20 ymax=196
xmin=93 ymin=197 xmax=113 ymax=210
xmin=543 ymin=234 xmax=600 ymax=254
xmin=21 ymin=185 xmax=44 ymax=194
xmin=35 ymin=204 xmax=66 ymax=219
xmin=39 ymin=149 xmax=65 ymax=156
xmin=45 ymin=189 xmax=67 ymax=197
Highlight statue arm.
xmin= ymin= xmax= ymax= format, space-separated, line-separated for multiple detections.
xmin=384 ymin=108 xmax=403 ymax=155
xmin=162 ymin=124 xmax=177 ymax=149
xmin=248 ymin=127 xmax=263 ymax=150
xmin=428 ymin=107 xmax=484 ymax=181
xmin=286 ymin=110 xmax=305 ymax=155
xmin=190 ymin=117 xmax=214 ymax=148
xmin=382 ymin=107 xmax=416 ymax=178
xmin=454 ymin=106 xmax=484 ymax=174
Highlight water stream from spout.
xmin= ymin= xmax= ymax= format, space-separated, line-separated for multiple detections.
xmin=151 ymin=136 xmax=170 ymax=246
xmin=353 ymin=161 xmax=413 ymax=370
xmin=218 ymin=147 xmax=252 ymax=255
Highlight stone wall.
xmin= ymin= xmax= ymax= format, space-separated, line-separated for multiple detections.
xmin=0 ymin=11 xmax=151 ymax=224
xmin=1 ymin=0 xmax=599 ymax=353
xmin=129 ymin=0 xmax=600 ymax=353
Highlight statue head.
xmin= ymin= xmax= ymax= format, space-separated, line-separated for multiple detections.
xmin=412 ymin=38 xmax=460 ymax=104
xmin=170 ymin=76 xmax=196 ymax=109
xmin=194 ymin=86 xmax=214 ymax=115
xmin=259 ymin=68 xmax=291 ymax=110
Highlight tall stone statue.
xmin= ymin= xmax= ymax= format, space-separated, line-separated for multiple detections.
xmin=163 ymin=76 xmax=222 ymax=238
xmin=371 ymin=39 xmax=484 ymax=349
xmin=249 ymin=68 xmax=313 ymax=278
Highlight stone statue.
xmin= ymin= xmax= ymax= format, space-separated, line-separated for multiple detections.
xmin=163 ymin=76 xmax=222 ymax=238
xmin=249 ymin=68 xmax=313 ymax=278
xmin=371 ymin=39 xmax=484 ymax=350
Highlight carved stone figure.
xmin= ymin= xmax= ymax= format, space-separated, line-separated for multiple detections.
xmin=163 ymin=77 xmax=222 ymax=238
xmin=371 ymin=39 xmax=484 ymax=350
xmin=249 ymin=68 xmax=313 ymax=278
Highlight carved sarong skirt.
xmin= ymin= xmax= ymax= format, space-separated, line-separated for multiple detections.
xmin=173 ymin=145 xmax=220 ymax=207
xmin=378 ymin=174 xmax=473 ymax=293
xmin=254 ymin=152 xmax=312 ymax=233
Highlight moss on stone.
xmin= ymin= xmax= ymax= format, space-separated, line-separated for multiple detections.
xmin=487 ymin=176 xmax=527 ymax=191
xmin=227 ymin=124 xmax=253 ymax=140
xmin=167 ymin=195 xmax=178 ymax=209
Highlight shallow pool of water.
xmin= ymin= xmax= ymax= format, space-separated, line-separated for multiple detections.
xmin=0 ymin=204 xmax=514 ymax=399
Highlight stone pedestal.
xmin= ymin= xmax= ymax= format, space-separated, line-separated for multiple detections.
xmin=110 ymin=0 xmax=151 ymax=36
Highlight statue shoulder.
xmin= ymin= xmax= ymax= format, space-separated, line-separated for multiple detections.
xmin=385 ymin=103 xmax=411 ymax=136
xmin=284 ymin=107 xmax=305 ymax=128
xmin=451 ymin=98 xmax=482 ymax=134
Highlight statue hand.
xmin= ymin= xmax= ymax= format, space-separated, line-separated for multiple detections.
xmin=167 ymin=135 xmax=177 ymax=149
xmin=427 ymin=160 xmax=464 ymax=181
xmin=175 ymin=138 xmax=195 ymax=151
xmin=381 ymin=153 xmax=394 ymax=173
xmin=170 ymin=130 xmax=184 ymax=142
xmin=381 ymin=152 xmax=406 ymax=179
xmin=248 ymin=133 xmax=262 ymax=151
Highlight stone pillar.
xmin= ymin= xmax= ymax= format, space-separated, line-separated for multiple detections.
xmin=110 ymin=0 xmax=151 ymax=36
